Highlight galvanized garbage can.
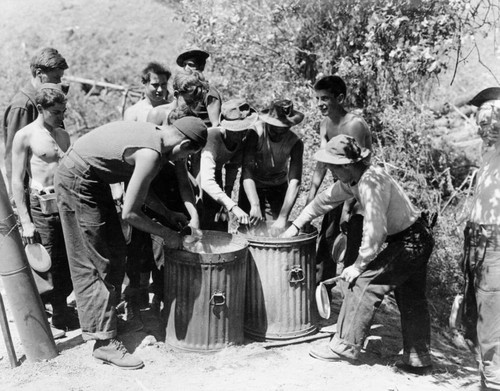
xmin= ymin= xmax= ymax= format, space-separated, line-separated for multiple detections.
xmin=240 ymin=223 xmax=318 ymax=340
xmin=163 ymin=230 xmax=248 ymax=352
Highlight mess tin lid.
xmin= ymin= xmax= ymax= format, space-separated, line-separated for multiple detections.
xmin=25 ymin=243 xmax=52 ymax=273
xmin=316 ymin=282 xmax=331 ymax=319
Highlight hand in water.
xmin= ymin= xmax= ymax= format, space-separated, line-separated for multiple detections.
xmin=281 ymin=224 xmax=299 ymax=238
xmin=182 ymin=227 xmax=203 ymax=246
xmin=270 ymin=218 xmax=287 ymax=236
xmin=249 ymin=205 xmax=263 ymax=226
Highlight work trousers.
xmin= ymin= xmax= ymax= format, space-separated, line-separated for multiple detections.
xmin=55 ymin=150 xmax=126 ymax=341
xmin=463 ymin=223 xmax=500 ymax=390
xmin=329 ymin=216 xmax=434 ymax=367
xmin=29 ymin=193 xmax=73 ymax=309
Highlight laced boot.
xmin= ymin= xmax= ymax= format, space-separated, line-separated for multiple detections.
xmin=93 ymin=338 xmax=144 ymax=370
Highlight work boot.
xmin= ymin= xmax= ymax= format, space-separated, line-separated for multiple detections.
xmin=93 ymin=338 xmax=144 ymax=370
xmin=52 ymin=306 xmax=80 ymax=331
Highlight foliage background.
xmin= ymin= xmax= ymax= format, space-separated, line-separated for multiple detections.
xmin=1 ymin=0 xmax=500 ymax=325
xmin=174 ymin=0 xmax=500 ymax=324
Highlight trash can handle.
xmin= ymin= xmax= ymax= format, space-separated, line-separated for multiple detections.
xmin=289 ymin=265 xmax=305 ymax=283
xmin=210 ymin=290 xmax=226 ymax=306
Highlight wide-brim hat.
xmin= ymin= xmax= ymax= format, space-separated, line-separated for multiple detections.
xmin=259 ymin=99 xmax=304 ymax=127
xmin=176 ymin=49 xmax=210 ymax=67
xmin=314 ymin=134 xmax=370 ymax=165
xmin=219 ymin=98 xmax=258 ymax=131
xmin=469 ymin=87 xmax=500 ymax=107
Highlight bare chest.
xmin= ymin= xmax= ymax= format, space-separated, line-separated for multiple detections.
xmin=30 ymin=131 xmax=65 ymax=163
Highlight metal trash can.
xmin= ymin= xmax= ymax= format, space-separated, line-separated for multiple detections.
xmin=241 ymin=223 xmax=318 ymax=340
xmin=163 ymin=230 xmax=248 ymax=352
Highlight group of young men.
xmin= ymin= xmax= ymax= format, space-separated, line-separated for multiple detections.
xmin=2 ymin=46 xmax=499 ymax=390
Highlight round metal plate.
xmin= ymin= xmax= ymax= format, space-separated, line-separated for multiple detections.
xmin=316 ymin=282 xmax=331 ymax=319
xmin=25 ymin=243 xmax=52 ymax=272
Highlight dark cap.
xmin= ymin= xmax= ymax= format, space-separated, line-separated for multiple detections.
xmin=172 ymin=116 xmax=208 ymax=148
xmin=469 ymin=87 xmax=500 ymax=107
xmin=314 ymin=135 xmax=370 ymax=165
xmin=176 ymin=49 xmax=210 ymax=67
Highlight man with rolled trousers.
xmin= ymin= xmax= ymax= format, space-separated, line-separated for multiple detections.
xmin=55 ymin=116 xmax=207 ymax=370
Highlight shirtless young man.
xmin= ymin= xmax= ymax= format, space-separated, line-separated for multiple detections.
xmin=462 ymin=87 xmax=500 ymax=390
xmin=12 ymin=83 xmax=77 ymax=338
xmin=307 ymin=75 xmax=372 ymax=280
xmin=3 ymin=47 xmax=68 ymax=195
xmin=123 ymin=62 xmax=171 ymax=122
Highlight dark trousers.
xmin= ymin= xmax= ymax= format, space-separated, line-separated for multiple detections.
xmin=329 ymin=217 xmax=434 ymax=367
xmin=55 ymin=151 xmax=126 ymax=341
xmin=463 ymin=223 xmax=500 ymax=390
xmin=316 ymin=203 xmax=364 ymax=280
xmin=200 ymin=192 xmax=229 ymax=232
xmin=29 ymin=193 xmax=73 ymax=310
xmin=125 ymin=228 xmax=154 ymax=290
xmin=238 ymin=182 xmax=288 ymax=221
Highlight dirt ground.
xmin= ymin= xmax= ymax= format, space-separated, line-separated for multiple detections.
xmin=0 ymin=284 xmax=481 ymax=391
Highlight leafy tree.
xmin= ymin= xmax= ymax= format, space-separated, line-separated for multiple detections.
xmin=177 ymin=0 xmax=499 ymax=324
